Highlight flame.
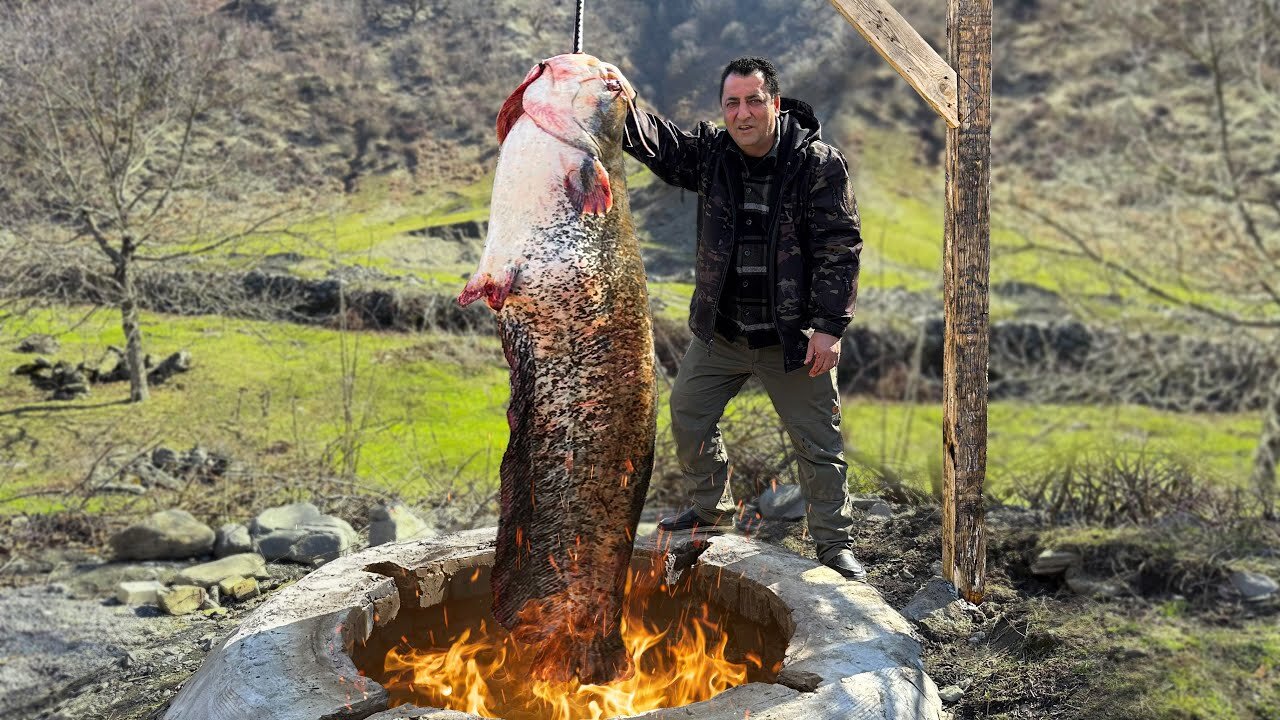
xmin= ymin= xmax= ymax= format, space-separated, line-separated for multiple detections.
xmin=380 ymin=573 xmax=764 ymax=720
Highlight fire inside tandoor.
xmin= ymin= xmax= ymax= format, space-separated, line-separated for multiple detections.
xmin=362 ymin=568 xmax=782 ymax=720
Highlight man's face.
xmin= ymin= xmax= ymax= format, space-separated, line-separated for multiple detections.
xmin=721 ymin=71 xmax=781 ymax=158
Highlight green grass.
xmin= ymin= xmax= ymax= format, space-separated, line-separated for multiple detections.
xmin=720 ymin=391 xmax=1258 ymax=499
xmin=1012 ymin=601 xmax=1280 ymax=720
xmin=0 ymin=308 xmax=512 ymax=513
xmin=2 ymin=305 xmax=1263 ymax=514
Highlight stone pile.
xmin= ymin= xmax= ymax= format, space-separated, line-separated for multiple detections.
xmin=14 ymin=333 xmax=59 ymax=354
xmin=11 ymin=357 xmax=92 ymax=400
xmin=1028 ymin=545 xmax=1279 ymax=604
xmin=10 ymin=344 xmax=193 ymax=401
xmin=88 ymin=445 xmax=241 ymax=496
xmin=105 ymin=500 xmax=434 ymax=616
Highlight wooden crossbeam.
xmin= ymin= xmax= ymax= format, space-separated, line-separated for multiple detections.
xmin=827 ymin=0 xmax=960 ymax=128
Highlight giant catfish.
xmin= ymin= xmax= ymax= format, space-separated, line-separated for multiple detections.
xmin=457 ymin=53 xmax=656 ymax=685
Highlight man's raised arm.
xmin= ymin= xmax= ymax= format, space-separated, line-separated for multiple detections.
xmin=623 ymin=106 xmax=716 ymax=194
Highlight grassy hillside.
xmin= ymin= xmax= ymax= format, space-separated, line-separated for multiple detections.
xmin=0 ymin=308 xmax=1262 ymax=518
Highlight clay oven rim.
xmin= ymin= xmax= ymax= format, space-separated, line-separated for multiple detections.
xmin=161 ymin=528 xmax=944 ymax=720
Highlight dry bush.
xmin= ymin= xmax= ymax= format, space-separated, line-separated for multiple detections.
xmin=1006 ymin=448 xmax=1250 ymax=527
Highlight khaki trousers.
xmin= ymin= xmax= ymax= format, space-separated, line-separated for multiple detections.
xmin=669 ymin=332 xmax=855 ymax=563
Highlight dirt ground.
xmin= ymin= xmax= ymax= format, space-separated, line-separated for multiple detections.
xmin=0 ymin=504 xmax=1275 ymax=720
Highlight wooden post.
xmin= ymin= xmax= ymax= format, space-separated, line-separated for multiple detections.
xmin=941 ymin=0 xmax=991 ymax=603
xmin=827 ymin=0 xmax=991 ymax=602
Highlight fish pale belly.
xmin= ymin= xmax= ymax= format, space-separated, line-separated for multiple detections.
xmin=466 ymin=118 xmax=590 ymax=305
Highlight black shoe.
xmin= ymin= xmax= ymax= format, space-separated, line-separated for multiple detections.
xmin=658 ymin=507 xmax=734 ymax=533
xmin=824 ymin=549 xmax=867 ymax=581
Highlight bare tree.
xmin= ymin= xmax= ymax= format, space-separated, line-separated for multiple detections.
xmin=0 ymin=0 xmax=285 ymax=402
xmin=1012 ymin=0 xmax=1280 ymax=516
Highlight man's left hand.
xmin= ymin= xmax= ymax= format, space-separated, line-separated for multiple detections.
xmin=804 ymin=331 xmax=841 ymax=377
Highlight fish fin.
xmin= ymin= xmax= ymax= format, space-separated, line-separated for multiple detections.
xmin=563 ymin=157 xmax=612 ymax=216
xmin=496 ymin=63 xmax=545 ymax=144
xmin=458 ymin=264 xmax=519 ymax=311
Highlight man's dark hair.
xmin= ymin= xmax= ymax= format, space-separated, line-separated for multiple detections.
xmin=719 ymin=57 xmax=780 ymax=100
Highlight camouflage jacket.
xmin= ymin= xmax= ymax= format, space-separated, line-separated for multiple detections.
xmin=623 ymin=99 xmax=862 ymax=372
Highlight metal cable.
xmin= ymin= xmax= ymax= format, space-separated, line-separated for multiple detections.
xmin=573 ymin=0 xmax=584 ymax=53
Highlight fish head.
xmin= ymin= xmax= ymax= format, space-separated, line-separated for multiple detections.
xmin=496 ymin=53 xmax=637 ymax=146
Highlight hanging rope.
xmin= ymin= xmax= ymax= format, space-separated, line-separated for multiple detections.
xmin=573 ymin=0 xmax=585 ymax=53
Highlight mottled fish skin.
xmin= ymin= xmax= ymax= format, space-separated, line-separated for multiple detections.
xmin=458 ymin=54 xmax=656 ymax=685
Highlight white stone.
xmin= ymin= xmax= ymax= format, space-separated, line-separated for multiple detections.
xmin=1030 ymin=549 xmax=1081 ymax=576
xmin=866 ymin=501 xmax=894 ymax=521
xmin=173 ymin=553 xmax=268 ymax=587
xmin=1064 ymin=568 xmax=1123 ymax=598
xmin=1230 ymin=570 xmax=1278 ymax=601
xmin=251 ymin=502 xmax=359 ymax=565
xmin=758 ymin=484 xmax=806 ymax=521
xmin=902 ymin=577 xmax=959 ymax=622
xmin=214 ymin=524 xmax=252 ymax=558
xmin=109 ymin=509 xmax=215 ymax=561
xmin=368 ymin=502 xmax=435 ymax=546
xmin=159 ymin=585 xmax=207 ymax=616
xmin=115 ymin=580 xmax=166 ymax=606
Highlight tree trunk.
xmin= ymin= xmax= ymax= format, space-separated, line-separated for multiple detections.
xmin=1252 ymin=366 xmax=1280 ymax=519
xmin=115 ymin=251 xmax=149 ymax=403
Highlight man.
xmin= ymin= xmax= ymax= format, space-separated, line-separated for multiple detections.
xmin=623 ymin=57 xmax=866 ymax=580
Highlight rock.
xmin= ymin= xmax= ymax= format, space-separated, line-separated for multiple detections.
xmin=967 ymin=631 xmax=987 ymax=645
xmin=1030 ymin=549 xmax=1081 ymax=576
xmin=776 ymin=667 xmax=823 ymax=692
xmin=866 ymin=501 xmax=894 ymax=521
xmin=159 ymin=585 xmax=207 ymax=616
xmin=15 ymin=334 xmax=59 ymax=354
xmin=218 ymin=576 xmax=260 ymax=602
xmin=12 ymin=356 xmax=53 ymax=375
xmin=1064 ymin=568 xmax=1123 ymax=598
xmin=127 ymin=459 xmax=181 ymax=490
xmin=233 ymin=577 xmax=260 ymax=601
xmin=48 ymin=561 xmax=180 ymax=600
xmin=151 ymin=446 xmax=180 ymax=470
xmin=918 ymin=600 xmax=976 ymax=638
xmin=148 ymin=350 xmax=192 ymax=385
xmin=938 ymin=685 xmax=964 ymax=704
xmin=115 ymin=580 xmax=167 ymax=606
xmin=214 ymin=523 xmax=253 ymax=558
xmin=1229 ymin=570 xmax=1278 ymax=602
xmin=735 ymin=499 xmax=764 ymax=532
xmin=173 ymin=553 xmax=268 ymax=587
xmin=758 ymin=484 xmax=806 ymax=521
xmin=95 ymin=482 xmax=147 ymax=495
xmin=183 ymin=446 xmax=209 ymax=472
xmin=368 ymin=502 xmax=435 ymax=546
xmin=109 ymin=509 xmax=215 ymax=561
xmin=250 ymin=502 xmax=359 ymax=565
xmin=851 ymin=496 xmax=886 ymax=511
xmin=903 ymin=577 xmax=960 ymax=622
